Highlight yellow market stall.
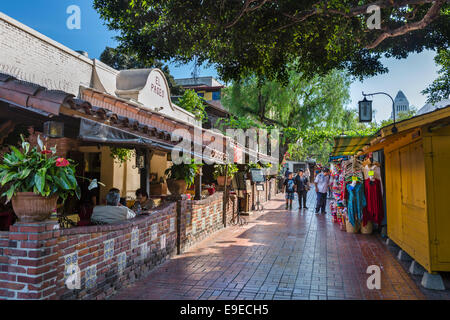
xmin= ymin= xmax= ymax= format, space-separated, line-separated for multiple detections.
xmin=362 ymin=106 xmax=450 ymax=281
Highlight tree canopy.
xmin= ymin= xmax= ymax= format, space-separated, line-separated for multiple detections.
xmin=422 ymin=48 xmax=450 ymax=103
xmin=175 ymin=89 xmax=208 ymax=123
xmin=93 ymin=0 xmax=449 ymax=83
xmin=217 ymin=68 xmax=377 ymax=163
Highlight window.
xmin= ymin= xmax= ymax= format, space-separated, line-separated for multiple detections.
xmin=212 ymin=90 xmax=221 ymax=100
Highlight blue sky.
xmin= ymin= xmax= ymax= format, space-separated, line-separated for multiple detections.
xmin=0 ymin=0 xmax=440 ymax=121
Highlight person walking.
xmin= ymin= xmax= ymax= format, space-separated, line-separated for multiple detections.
xmin=314 ymin=167 xmax=331 ymax=215
xmin=283 ymin=171 xmax=296 ymax=210
xmin=294 ymin=169 xmax=309 ymax=210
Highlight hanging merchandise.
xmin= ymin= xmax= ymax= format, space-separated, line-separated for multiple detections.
xmin=346 ymin=178 xmax=366 ymax=228
xmin=363 ymin=172 xmax=384 ymax=226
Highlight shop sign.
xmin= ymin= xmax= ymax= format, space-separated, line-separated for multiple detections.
xmin=147 ymin=69 xmax=173 ymax=113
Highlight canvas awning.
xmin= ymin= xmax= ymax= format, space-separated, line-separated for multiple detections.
xmin=331 ymin=136 xmax=373 ymax=156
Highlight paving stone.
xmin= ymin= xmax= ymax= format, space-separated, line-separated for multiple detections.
xmin=111 ymin=193 xmax=427 ymax=300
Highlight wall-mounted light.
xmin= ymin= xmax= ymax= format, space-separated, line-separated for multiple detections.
xmin=43 ymin=121 xmax=64 ymax=138
xmin=135 ymin=151 xmax=145 ymax=169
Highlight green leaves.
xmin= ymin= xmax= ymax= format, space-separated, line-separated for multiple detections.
xmin=176 ymin=89 xmax=208 ymax=123
xmin=0 ymin=140 xmax=80 ymax=202
xmin=422 ymin=48 xmax=450 ymax=104
xmin=93 ymin=0 xmax=449 ymax=83
xmin=33 ymin=169 xmax=46 ymax=194
xmin=213 ymin=164 xmax=238 ymax=179
xmin=165 ymin=159 xmax=202 ymax=187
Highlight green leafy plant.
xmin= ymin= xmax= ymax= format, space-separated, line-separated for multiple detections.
xmin=176 ymin=89 xmax=208 ymax=123
xmin=0 ymin=135 xmax=81 ymax=203
xmin=165 ymin=160 xmax=202 ymax=187
xmin=213 ymin=163 xmax=239 ymax=180
xmin=110 ymin=147 xmax=135 ymax=164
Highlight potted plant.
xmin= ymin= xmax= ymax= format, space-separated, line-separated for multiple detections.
xmin=244 ymin=162 xmax=261 ymax=180
xmin=213 ymin=164 xmax=238 ymax=186
xmin=0 ymin=135 xmax=81 ymax=222
xmin=165 ymin=160 xmax=202 ymax=195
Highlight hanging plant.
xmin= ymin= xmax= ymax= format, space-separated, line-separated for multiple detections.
xmin=110 ymin=147 xmax=135 ymax=165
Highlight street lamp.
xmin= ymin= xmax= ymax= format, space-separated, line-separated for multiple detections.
xmin=360 ymin=92 xmax=398 ymax=134
xmin=358 ymin=97 xmax=373 ymax=122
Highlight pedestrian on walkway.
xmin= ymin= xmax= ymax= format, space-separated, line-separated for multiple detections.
xmin=283 ymin=171 xmax=296 ymax=210
xmin=314 ymin=167 xmax=330 ymax=214
xmin=294 ymin=169 xmax=309 ymax=210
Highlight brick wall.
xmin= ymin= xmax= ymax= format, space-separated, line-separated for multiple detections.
xmin=0 ymin=180 xmax=275 ymax=300
xmin=0 ymin=202 xmax=177 ymax=300
xmin=0 ymin=231 xmax=14 ymax=299
xmin=178 ymin=192 xmax=237 ymax=253
xmin=26 ymin=132 xmax=79 ymax=158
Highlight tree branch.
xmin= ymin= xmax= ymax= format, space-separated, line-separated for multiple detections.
xmin=274 ymin=0 xmax=440 ymax=36
xmin=225 ymin=0 xmax=273 ymax=28
xmin=365 ymin=0 xmax=446 ymax=49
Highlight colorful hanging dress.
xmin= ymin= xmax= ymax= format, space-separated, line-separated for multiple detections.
xmin=363 ymin=178 xmax=384 ymax=226
xmin=346 ymin=182 xmax=366 ymax=227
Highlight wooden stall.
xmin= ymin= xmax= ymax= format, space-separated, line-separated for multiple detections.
xmin=363 ymin=106 xmax=450 ymax=273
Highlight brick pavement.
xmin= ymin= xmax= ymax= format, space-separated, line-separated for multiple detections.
xmin=111 ymin=191 xmax=426 ymax=300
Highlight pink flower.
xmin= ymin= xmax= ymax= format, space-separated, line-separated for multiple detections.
xmin=55 ymin=158 xmax=69 ymax=167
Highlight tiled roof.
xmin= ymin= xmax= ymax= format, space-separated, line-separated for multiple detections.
xmin=0 ymin=73 xmax=227 ymax=162
xmin=0 ymin=73 xmax=75 ymax=114
xmin=0 ymin=72 xmax=278 ymax=164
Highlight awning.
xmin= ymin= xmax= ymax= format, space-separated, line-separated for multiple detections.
xmin=331 ymin=136 xmax=373 ymax=156
xmin=78 ymin=117 xmax=225 ymax=164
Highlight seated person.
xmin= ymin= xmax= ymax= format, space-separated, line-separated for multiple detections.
xmin=91 ymin=190 xmax=136 ymax=224
xmin=132 ymin=189 xmax=155 ymax=212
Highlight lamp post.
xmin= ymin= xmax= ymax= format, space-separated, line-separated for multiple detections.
xmin=361 ymin=91 xmax=398 ymax=134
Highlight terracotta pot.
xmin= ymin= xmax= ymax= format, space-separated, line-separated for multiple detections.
xmin=11 ymin=192 xmax=58 ymax=222
xmin=166 ymin=179 xmax=187 ymax=195
xmin=216 ymin=176 xmax=232 ymax=186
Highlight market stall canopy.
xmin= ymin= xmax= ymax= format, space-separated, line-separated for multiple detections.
xmin=331 ymin=136 xmax=373 ymax=156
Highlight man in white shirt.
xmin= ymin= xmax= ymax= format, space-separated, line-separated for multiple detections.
xmin=91 ymin=190 xmax=136 ymax=224
xmin=314 ymin=168 xmax=330 ymax=214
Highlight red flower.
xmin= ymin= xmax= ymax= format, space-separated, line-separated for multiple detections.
xmin=55 ymin=158 xmax=69 ymax=167
xmin=41 ymin=150 xmax=52 ymax=155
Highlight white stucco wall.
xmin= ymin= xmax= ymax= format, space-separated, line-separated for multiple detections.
xmin=0 ymin=12 xmax=93 ymax=96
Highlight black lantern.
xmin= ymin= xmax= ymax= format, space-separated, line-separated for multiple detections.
xmin=43 ymin=121 xmax=64 ymax=138
xmin=135 ymin=151 xmax=145 ymax=169
xmin=358 ymin=97 xmax=373 ymax=122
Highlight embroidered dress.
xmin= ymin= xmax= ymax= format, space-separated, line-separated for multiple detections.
xmin=346 ymin=182 xmax=366 ymax=227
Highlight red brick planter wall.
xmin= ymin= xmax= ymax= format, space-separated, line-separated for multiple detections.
xmin=0 ymin=202 xmax=177 ymax=300
xmin=178 ymin=192 xmax=237 ymax=253
xmin=0 ymin=181 xmax=275 ymax=300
